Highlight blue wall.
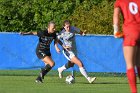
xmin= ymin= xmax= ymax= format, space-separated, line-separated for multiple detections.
xmin=0 ymin=33 xmax=126 ymax=72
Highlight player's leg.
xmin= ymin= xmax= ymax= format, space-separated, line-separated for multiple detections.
xmin=35 ymin=49 xmax=55 ymax=83
xmin=135 ymin=45 xmax=140 ymax=80
xmin=58 ymin=61 xmax=74 ymax=78
xmin=36 ymin=49 xmax=54 ymax=83
xmin=70 ymin=56 xmax=96 ymax=83
xmin=42 ymin=56 xmax=55 ymax=78
xmin=123 ymin=46 xmax=137 ymax=93
xmin=36 ymin=56 xmax=55 ymax=83
xmin=58 ymin=50 xmax=75 ymax=78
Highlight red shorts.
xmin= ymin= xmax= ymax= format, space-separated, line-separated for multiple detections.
xmin=123 ymin=25 xmax=140 ymax=47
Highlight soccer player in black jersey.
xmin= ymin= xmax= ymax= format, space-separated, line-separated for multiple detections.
xmin=20 ymin=21 xmax=63 ymax=83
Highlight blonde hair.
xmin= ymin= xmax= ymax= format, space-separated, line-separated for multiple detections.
xmin=48 ymin=21 xmax=55 ymax=27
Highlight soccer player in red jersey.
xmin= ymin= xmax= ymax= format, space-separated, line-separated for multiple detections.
xmin=113 ymin=0 xmax=140 ymax=93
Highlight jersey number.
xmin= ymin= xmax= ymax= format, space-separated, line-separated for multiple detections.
xmin=129 ymin=2 xmax=138 ymax=15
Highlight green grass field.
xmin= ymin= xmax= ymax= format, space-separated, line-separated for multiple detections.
xmin=0 ymin=70 xmax=139 ymax=93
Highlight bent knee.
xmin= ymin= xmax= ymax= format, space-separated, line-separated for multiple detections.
xmin=50 ymin=62 xmax=55 ymax=67
xmin=76 ymin=61 xmax=83 ymax=67
xmin=69 ymin=62 xmax=74 ymax=67
xmin=79 ymin=63 xmax=83 ymax=67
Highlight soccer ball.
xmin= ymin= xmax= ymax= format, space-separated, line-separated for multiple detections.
xmin=65 ymin=75 xmax=75 ymax=84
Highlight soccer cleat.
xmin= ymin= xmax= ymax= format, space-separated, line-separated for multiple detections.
xmin=58 ymin=68 xmax=63 ymax=78
xmin=35 ymin=76 xmax=43 ymax=83
xmin=88 ymin=77 xmax=96 ymax=84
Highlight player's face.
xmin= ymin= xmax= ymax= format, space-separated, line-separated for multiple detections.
xmin=48 ymin=24 xmax=56 ymax=33
xmin=64 ymin=24 xmax=70 ymax=32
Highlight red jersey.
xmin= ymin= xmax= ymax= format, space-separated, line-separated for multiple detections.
xmin=114 ymin=0 xmax=140 ymax=27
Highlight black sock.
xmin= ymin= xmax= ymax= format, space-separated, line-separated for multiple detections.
xmin=39 ymin=64 xmax=52 ymax=79
xmin=65 ymin=61 xmax=74 ymax=69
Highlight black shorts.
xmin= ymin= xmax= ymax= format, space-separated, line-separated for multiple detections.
xmin=36 ymin=48 xmax=51 ymax=59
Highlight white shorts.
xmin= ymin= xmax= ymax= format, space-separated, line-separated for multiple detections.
xmin=62 ymin=49 xmax=75 ymax=61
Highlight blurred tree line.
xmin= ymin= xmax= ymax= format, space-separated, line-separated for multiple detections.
xmin=0 ymin=0 xmax=115 ymax=34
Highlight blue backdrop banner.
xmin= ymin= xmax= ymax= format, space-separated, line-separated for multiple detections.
xmin=0 ymin=33 xmax=126 ymax=72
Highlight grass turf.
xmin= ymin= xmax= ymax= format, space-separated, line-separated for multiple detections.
xmin=0 ymin=70 xmax=139 ymax=93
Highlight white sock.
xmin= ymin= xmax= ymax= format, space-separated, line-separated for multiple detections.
xmin=59 ymin=65 xmax=67 ymax=72
xmin=79 ymin=67 xmax=89 ymax=79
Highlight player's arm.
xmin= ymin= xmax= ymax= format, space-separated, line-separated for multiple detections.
xmin=54 ymin=33 xmax=65 ymax=53
xmin=113 ymin=7 xmax=123 ymax=38
xmin=54 ymin=39 xmax=69 ymax=53
xmin=54 ymin=39 xmax=62 ymax=53
xmin=73 ymin=26 xmax=86 ymax=36
xmin=54 ymin=37 xmax=69 ymax=53
xmin=54 ymin=44 xmax=61 ymax=53
xmin=20 ymin=32 xmax=37 ymax=35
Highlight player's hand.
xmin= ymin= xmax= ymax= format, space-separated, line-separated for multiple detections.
xmin=56 ymin=48 xmax=61 ymax=53
xmin=82 ymin=30 xmax=87 ymax=36
xmin=63 ymin=46 xmax=70 ymax=51
xmin=19 ymin=32 xmax=25 ymax=35
xmin=80 ymin=30 xmax=87 ymax=36
xmin=55 ymin=44 xmax=61 ymax=53
xmin=114 ymin=31 xmax=124 ymax=38
xmin=63 ymin=46 xmax=70 ymax=49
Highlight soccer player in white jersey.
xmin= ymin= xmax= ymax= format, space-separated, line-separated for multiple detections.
xmin=55 ymin=20 xmax=96 ymax=83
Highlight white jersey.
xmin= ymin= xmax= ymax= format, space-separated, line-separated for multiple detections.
xmin=57 ymin=26 xmax=80 ymax=60
xmin=57 ymin=26 xmax=80 ymax=48
xmin=57 ymin=31 xmax=74 ymax=48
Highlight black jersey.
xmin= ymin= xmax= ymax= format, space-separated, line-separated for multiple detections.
xmin=37 ymin=30 xmax=56 ymax=50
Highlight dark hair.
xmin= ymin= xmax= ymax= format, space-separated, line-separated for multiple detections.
xmin=63 ymin=20 xmax=70 ymax=26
